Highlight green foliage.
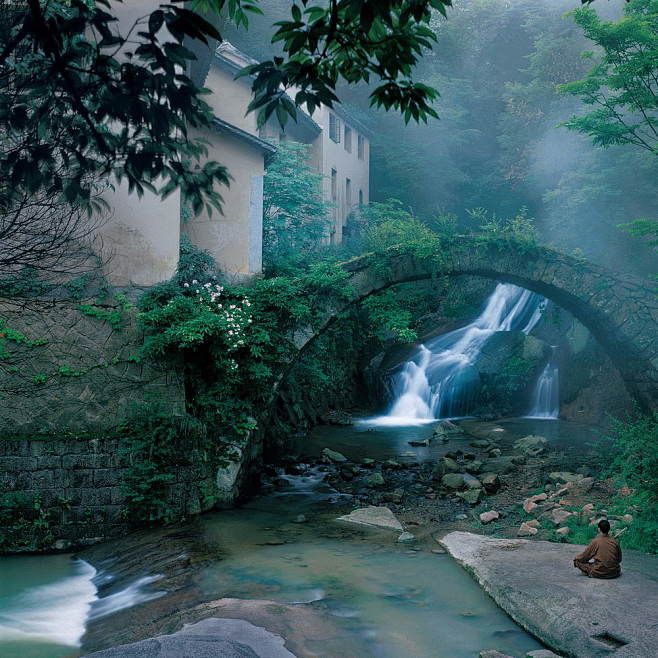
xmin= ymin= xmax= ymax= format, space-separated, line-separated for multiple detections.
xmin=263 ymin=141 xmax=331 ymax=272
xmin=1 ymin=1 xmax=232 ymax=216
xmin=619 ymin=218 xmax=658 ymax=249
xmin=359 ymin=200 xmax=445 ymax=272
xmin=466 ymin=207 xmax=538 ymax=249
xmin=118 ymin=403 xmax=207 ymax=524
xmin=77 ymin=305 xmax=126 ymax=330
xmin=241 ymin=1 xmax=450 ymax=126
xmin=605 ymin=413 xmax=658 ymax=553
xmin=362 ymin=291 xmax=417 ymax=343
xmin=559 ymin=1 xmax=658 ymax=155
xmin=0 ymin=492 xmax=53 ymax=550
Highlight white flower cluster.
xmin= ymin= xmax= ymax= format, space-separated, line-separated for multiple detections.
xmin=182 ymin=279 xmax=253 ymax=351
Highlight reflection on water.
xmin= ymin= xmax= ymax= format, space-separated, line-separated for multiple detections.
xmin=0 ymin=416 xmax=596 ymax=658
xmin=196 ymin=461 xmax=544 ymax=658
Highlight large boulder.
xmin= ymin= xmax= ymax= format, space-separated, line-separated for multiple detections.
xmin=482 ymin=457 xmax=516 ymax=475
xmin=481 ymin=473 xmax=501 ymax=494
xmin=457 ymin=488 xmax=483 ymax=505
xmin=514 ymin=435 xmax=549 ymax=457
xmin=442 ymin=473 xmax=466 ymax=490
xmin=337 ymin=506 xmax=403 ymax=532
xmin=434 ymin=456 xmax=460 ymax=477
xmin=322 ymin=448 xmax=348 ymax=463
xmin=441 ymin=532 xmax=658 ymax=657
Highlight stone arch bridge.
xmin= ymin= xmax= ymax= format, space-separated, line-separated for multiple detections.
xmin=291 ymin=239 xmax=658 ymax=413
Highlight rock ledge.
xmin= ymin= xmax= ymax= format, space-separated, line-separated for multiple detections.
xmin=440 ymin=531 xmax=658 ymax=657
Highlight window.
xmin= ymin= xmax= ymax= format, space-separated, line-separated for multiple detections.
xmin=331 ymin=168 xmax=337 ymax=200
xmin=358 ymin=189 xmax=364 ymax=206
xmin=329 ymin=113 xmax=341 ymax=143
xmin=357 ymin=134 xmax=366 ymax=160
xmin=346 ymin=178 xmax=352 ymax=206
xmin=344 ymin=126 xmax=352 ymax=152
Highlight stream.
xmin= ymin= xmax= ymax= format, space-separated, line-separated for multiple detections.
xmin=0 ymin=416 xmax=602 ymax=658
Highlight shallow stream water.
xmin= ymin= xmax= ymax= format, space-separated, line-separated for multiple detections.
xmin=0 ymin=416 xmax=597 ymax=658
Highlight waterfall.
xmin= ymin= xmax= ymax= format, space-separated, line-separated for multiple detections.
xmin=372 ymin=284 xmax=546 ymax=426
xmin=525 ymin=348 xmax=559 ymax=419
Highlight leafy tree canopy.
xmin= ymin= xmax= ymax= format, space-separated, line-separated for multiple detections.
xmin=559 ymin=0 xmax=658 ymax=154
xmin=0 ymin=0 xmax=455 ymax=217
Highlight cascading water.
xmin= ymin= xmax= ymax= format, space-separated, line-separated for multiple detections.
xmin=525 ymin=347 xmax=559 ymax=419
xmin=373 ymin=284 xmax=546 ymax=425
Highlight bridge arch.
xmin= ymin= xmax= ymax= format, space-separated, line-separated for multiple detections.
xmin=292 ymin=239 xmax=658 ymax=413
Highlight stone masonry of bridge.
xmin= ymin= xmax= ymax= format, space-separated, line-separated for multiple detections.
xmin=294 ymin=239 xmax=658 ymax=413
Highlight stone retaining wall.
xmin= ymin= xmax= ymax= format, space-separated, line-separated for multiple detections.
xmin=0 ymin=436 xmax=217 ymax=551
xmin=0 ymin=294 xmax=185 ymax=434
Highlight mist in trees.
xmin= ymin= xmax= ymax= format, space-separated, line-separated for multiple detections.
xmin=226 ymin=0 xmax=656 ymax=277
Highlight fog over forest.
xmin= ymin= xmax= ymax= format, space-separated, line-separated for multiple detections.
xmin=225 ymin=0 xmax=656 ymax=277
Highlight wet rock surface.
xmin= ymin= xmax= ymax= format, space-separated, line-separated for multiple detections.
xmin=441 ymin=532 xmax=658 ymax=658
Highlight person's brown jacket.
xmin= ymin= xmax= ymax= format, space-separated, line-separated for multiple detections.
xmin=574 ymin=535 xmax=622 ymax=578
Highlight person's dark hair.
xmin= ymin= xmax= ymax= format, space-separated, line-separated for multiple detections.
xmin=598 ymin=519 xmax=611 ymax=534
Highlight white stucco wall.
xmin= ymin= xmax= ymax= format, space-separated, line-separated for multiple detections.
xmin=93 ymin=1 xmax=181 ymax=286
xmin=182 ymin=126 xmax=265 ymax=276
xmin=98 ymin=183 xmax=181 ymax=286
xmin=312 ymin=107 xmax=370 ymax=243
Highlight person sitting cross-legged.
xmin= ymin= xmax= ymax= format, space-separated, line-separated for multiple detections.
xmin=573 ymin=519 xmax=622 ymax=579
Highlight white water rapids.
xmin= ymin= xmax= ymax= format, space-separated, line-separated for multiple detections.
xmin=368 ymin=283 xmax=559 ymax=426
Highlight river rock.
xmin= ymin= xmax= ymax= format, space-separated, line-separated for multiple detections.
xmin=457 ymin=488 xmax=483 ymax=505
xmin=548 ymin=471 xmax=583 ymax=485
xmin=361 ymin=458 xmax=375 ymax=467
xmin=488 ymin=448 xmax=502 ymax=457
xmin=337 ymin=506 xmax=403 ymax=532
xmin=321 ymin=410 xmax=353 ymax=425
xmin=366 ymin=473 xmax=385 ymax=488
xmin=483 ymin=457 xmax=516 ymax=474
xmin=292 ymin=514 xmax=307 ymax=524
xmin=433 ymin=456 xmax=460 ymax=477
xmin=442 ymin=473 xmax=466 ymax=490
xmin=514 ymin=435 xmax=549 ymax=457
xmin=548 ymin=508 xmax=573 ymax=526
xmin=480 ymin=510 xmax=500 ymax=525
xmin=463 ymin=473 xmax=482 ymax=490
xmin=479 ymin=473 xmax=499 ymax=494
xmin=555 ymin=526 xmax=570 ymax=536
xmin=382 ymin=459 xmax=403 ymax=470
xmin=465 ymin=460 xmax=483 ymax=474
xmin=526 ymin=651 xmax=564 ymax=658
xmin=480 ymin=651 xmax=514 ymax=658
xmin=322 ymin=448 xmax=348 ymax=463
xmin=82 ymin=618 xmax=294 ymax=658
xmin=436 ymin=419 xmax=462 ymax=434
xmin=518 ymin=522 xmax=539 ymax=536
xmin=397 ymin=531 xmax=417 ymax=544
xmin=471 ymin=439 xmax=491 ymax=449
xmin=408 ymin=438 xmax=430 ymax=447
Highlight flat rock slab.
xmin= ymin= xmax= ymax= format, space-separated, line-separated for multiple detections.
xmin=441 ymin=532 xmax=658 ymax=657
xmin=337 ymin=506 xmax=403 ymax=531
xmin=83 ymin=617 xmax=295 ymax=657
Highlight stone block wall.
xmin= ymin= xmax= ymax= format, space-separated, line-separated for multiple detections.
xmin=0 ymin=436 xmax=217 ymax=551
xmin=0 ymin=294 xmax=185 ymax=434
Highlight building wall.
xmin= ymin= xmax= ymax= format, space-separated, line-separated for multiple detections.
xmin=204 ymin=65 xmax=259 ymax=135
xmin=313 ymin=107 xmax=370 ymax=243
xmin=90 ymin=1 xmax=182 ymax=287
xmin=97 ymin=183 xmax=181 ymax=286
xmin=182 ymin=126 xmax=265 ymax=277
